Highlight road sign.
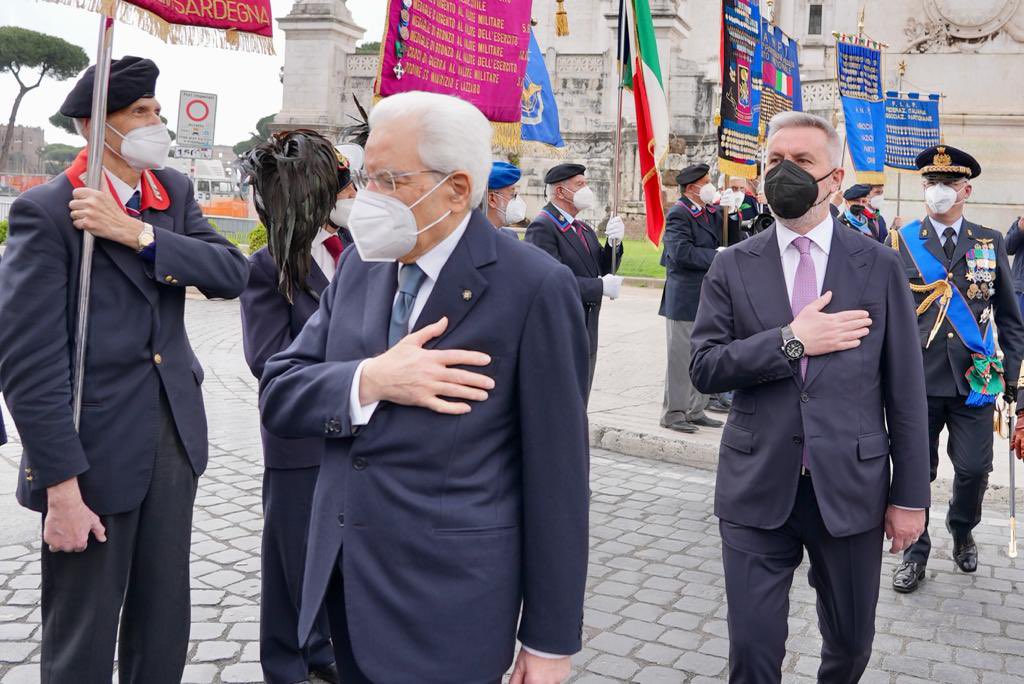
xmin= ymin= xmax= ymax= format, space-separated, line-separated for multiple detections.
xmin=176 ymin=90 xmax=218 ymax=149
xmin=173 ymin=146 xmax=213 ymax=159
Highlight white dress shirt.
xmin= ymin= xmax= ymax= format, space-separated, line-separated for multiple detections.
xmin=311 ymin=227 xmax=339 ymax=282
xmin=933 ymin=216 xmax=964 ymax=248
xmin=348 ymin=213 xmax=471 ymax=425
xmin=776 ymin=214 xmax=833 ymax=300
xmin=105 ymin=168 xmax=140 ymax=206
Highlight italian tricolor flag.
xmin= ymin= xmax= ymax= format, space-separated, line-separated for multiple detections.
xmin=621 ymin=0 xmax=669 ymax=246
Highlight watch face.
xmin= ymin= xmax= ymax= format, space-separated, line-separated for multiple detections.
xmin=784 ymin=339 xmax=805 ymax=359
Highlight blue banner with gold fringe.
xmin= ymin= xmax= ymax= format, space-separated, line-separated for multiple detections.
xmin=836 ymin=36 xmax=886 ymax=184
xmin=884 ymin=92 xmax=941 ymax=170
xmin=521 ymin=30 xmax=564 ymax=150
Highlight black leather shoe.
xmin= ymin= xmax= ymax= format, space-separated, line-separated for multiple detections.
xmin=707 ymin=398 xmax=732 ymax=414
xmin=311 ymin=663 xmax=341 ymax=684
xmin=892 ymin=561 xmax=926 ymax=593
xmin=951 ymin=533 xmax=979 ymax=573
xmin=660 ymin=419 xmax=698 ymax=433
xmin=691 ymin=416 xmax=724 ymax=428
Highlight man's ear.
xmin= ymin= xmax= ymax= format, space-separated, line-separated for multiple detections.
xmin=963 ymin=183 xmax=973 ymax=201
xmin=448 ymin=171 xmax=473 ymax=211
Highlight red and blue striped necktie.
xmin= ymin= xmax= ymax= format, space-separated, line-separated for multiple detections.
xmin=125 ymin=190 xmax=142 ymax=218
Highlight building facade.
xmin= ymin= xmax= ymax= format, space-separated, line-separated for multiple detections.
xmin=274 ymin=0 xmax=1024 ymax=231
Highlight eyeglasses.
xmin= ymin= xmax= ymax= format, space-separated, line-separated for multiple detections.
xmin=353 ymin=169 xmax=444 ymax=193
xmin=922 ymin=179 xmax=967 ymax=189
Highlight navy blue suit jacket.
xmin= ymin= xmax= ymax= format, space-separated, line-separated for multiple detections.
xmin=660 ymin=198 xmax=725 ymax=322
xmin=1005 ymin=217 xmax=1024 ymax=296
xmin=0 ymin=167 xmax=248 ymax=514
xmin=260 ymin=211 xmax=591 ymax=683
xmin=241 ymin=246 xmax=330 ymax=469
xmin=524 ymin=202 xmax=621 ymax=352
xmin=690 ymin=222 xmax=930 ymax=537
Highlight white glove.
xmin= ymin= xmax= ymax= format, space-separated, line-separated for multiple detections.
xmin=716 ymin=246 xmax=726 ymax=252
xmin=605 ymin=216 xmax=626 ymax=241
xmin=601 ymin=274 xmax=624 ymax=300
xmin=720 ymin=189 xmax=742 ymax=210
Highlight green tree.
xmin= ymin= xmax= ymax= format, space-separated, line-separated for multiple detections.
xmin=356 ymin=41 xmax=381 ymax=54
xmin=40 ymin=142 xmax=81 ymax=174
xmin=0 ymin=27 xmax=88 ymax=171
xmin=232 ymin=113 xmax=276 ymax=156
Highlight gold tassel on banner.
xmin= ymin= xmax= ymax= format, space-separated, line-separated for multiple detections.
xmin=555 ymin=0 xmax=570 ymax=37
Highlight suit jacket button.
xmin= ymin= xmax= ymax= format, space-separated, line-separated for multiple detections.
xmin=793 ymin=435 xmax=804 ymax=445
xmin=153 ymin=353 xmax=163 ymax=365
xmin=353 ymin=457 xmax=367 ymax=470
xmin=337 ymin=514 xmax=345 ymax=528
xmin=947 ymin=332 xmax=954 ymax=339
xmin=164 ymin=275 xmax=174 ymax=283
xmin=800 ymin=392 xmax=809 ymax=403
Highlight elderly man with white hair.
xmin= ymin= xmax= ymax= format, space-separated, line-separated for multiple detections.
xmin=259 ymin=91 xmax=591 ymax=684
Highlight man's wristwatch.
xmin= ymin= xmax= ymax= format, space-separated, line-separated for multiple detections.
xmin=780 ymin=325 xmax=805 ymax=361
xmin=136 ymin=223 xmax=155 ymax=253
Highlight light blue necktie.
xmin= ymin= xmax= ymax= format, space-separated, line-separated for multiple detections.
xmin=388 ymin=263 xmax=427 ymax=347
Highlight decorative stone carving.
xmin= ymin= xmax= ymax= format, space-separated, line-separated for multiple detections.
xmin=906 ymin=0 xmax=1024 ymax=52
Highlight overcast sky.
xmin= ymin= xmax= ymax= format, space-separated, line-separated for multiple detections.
xmin=0 ymin=0 xmax=385 ymax=148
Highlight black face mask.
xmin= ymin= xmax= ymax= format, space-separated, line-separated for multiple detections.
xmin=764 ymin=160 xmax=835 ymax=219
xmin=849 ymin=204 xmax=865 ymax=217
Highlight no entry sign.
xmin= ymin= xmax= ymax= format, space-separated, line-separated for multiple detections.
xmin=176 ymin=90 xmax=218 ymax=149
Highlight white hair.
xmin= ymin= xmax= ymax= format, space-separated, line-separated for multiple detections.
xmin=369 ymin=91 xmax=492 ymax=205
xmin=73 ymin=118 xmax=87 ymax=138
xmin=766 ymin=111 xmax=843 ymax=167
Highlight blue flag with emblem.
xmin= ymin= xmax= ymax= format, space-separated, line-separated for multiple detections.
xmin=898 ymin=220 xmax=1004 ymax=406
xmin=521 ymin=31 xmax=565 ymax=149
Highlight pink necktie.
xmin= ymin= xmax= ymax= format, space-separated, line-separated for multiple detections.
xmin=790 ymin=236 xmax=817 ymax=470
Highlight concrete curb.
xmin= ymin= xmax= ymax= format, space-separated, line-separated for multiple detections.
xmin=621 ymin=276 xmax=664 ymax=289
xmin=590 ymin=420 xmax=1020 ymax=508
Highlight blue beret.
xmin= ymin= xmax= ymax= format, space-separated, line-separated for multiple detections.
xmin=60 ymin=56 xmax=159 ymax=118
xmin=488 ymin=161 xmax=521 ymax=190
xmin=843 ymin=184 xmax=872 ymax=201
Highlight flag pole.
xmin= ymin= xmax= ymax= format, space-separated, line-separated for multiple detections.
xmin=610 ymin=0 xmax=629 ymax=274
xmin=73 ymin=2 xmax=118 ymax=429
xmin=1009 ymin=409 xmax=1018 ymax=559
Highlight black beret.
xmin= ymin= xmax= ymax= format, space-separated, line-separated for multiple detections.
xmin=544 ymin=163 xmax=586 ymax=185
xmin=915 ymin=145 xmax=980 ymax=180
xmin=676 ymin=163 xmax=710 ymax=187
xmin=60 ymin=56 xmax=159 ymax=118
xmin=843 ymin=184 xmax=872 ymax=201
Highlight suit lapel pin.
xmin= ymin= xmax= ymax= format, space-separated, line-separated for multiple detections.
xmin=462 ymin=289 xmax=473 ymax=301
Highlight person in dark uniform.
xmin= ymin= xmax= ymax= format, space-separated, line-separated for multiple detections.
xmin=658 ymin=163 xmax=726 ymax=432
xmin=525 ymin=163 xmax=624 ymax=398
xmin=1003 ymin=214 xmax=1024 ymax=315
xmin=485 ymin=160 xmax=527 ymax=238
xmin=889 ymin=145 xmax=1024 ymax=593
xmin=0 ymin=56 xmax=249 ymax=682
xmin=240 ymin=131 xmax=357 ymax=684
xmin=838 ymin=183 xmax=889 ymax=243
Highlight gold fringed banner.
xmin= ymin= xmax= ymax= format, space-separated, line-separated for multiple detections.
xmin=719 ymin=158 xmax=760 ymax=180
xmin=491 ymin=121 xmax=522 ymax=153
xmin=855 ymin=171 xmax=887 ymax=185
xmin=555 ymin=0 xmax=570 ymax=37
xmin=42 ymin=0 xmax=276 ymax=55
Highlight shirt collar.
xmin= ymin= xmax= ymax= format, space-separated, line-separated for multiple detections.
xmin=935 ymin=216 xmax=964 ymax=237
xmin=553 ymin=203 xmax=577 ymax=225
xmin=403 ymin=211 xmax=472 ymax=284
xmin=312 ymin=227 xmax=334 ymax=249
xmin=104 ymin=168 xmax=140 ymax=206
xmin=776 ymin=213 xmax=834 ymax=256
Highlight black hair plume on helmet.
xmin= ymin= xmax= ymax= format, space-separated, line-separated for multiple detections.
xmin=241 ymin=129 xmax=339 ymax=303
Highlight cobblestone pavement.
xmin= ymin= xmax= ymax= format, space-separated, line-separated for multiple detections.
xmin=0 ymin=299 xmax=1023 ymax=683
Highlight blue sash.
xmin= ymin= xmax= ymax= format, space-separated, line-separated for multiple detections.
xmin=900 ymin=220 xmax=1000 ymax=406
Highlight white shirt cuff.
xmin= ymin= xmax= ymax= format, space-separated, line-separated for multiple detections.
xmin=892 ymin=505 xmax=924 ymax=511
xmin=522 ymin=645 xmax=571 ymax=659
xmin=349 ymin=360 xmax=379 ymax=427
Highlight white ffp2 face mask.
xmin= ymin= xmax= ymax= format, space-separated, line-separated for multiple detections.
xmin=570 ymin=185 xmax=596 ymax=212
xmin=347 ymin=174 xmax=453 ymax=262
xmin=494 ymin=193 xmax=527 ymax=225
xmin=869 ymin=194 xmax=886 ymax=212
xmin=699 ymin=183 xmax=718 ymax=205
xmin=330 ymin=198 xmax=355 ymax=228
xmin=106 ymin=122 xmax=172 ymax=171
xmin=925 ymin=183 xmax=959 ymax=214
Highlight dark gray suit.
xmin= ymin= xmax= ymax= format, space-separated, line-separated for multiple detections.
xmin=240 ymin=247 xmax=334 ymax=683
xmin=260 ymin=211 xmax=591 ymax=684
xmin=690 ymin=222 xmax=930 ymax=682
xmin=0 ymin=166 xmax=248 ymax=683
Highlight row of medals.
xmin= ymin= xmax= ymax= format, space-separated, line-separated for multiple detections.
xmin=966 ymin=238 xmax=996 ymax=304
